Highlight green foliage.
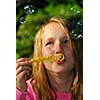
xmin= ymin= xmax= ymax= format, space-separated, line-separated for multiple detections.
xmin=16 ymin=1 xmax=83 ymax=59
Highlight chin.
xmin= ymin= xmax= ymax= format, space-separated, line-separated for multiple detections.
xmin=54 ymin=67 xmax=66 ymax=73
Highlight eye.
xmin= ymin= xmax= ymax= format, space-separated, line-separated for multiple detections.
xmin=63 ymin=39 xmax=68 ymax=44
xmin=45 ymin=41 xmax=53 ymax=46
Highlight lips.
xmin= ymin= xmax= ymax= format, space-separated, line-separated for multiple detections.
xmin=56 ymin=54 xmax=65 ymax=64
xmin=56 ymin=60 xmax=64 ymax=64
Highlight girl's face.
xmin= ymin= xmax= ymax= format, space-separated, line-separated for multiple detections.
xmin=42 ymin=22 xmax=75 ymax=74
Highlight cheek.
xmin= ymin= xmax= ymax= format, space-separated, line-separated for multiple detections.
xmin=64 ymin=47 xmax=74 ymax=60
xmin=42 ymin=47 xmax=54 ymax=68
xmin=42 ymin=47 xmax=53 ymax=56
xmin=43 ymin=62 xmax=53 ymax=71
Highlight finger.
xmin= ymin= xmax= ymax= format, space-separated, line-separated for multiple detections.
xmin=16 ymin=66 xmax=32 ymax=76
xmin=16 ymin=60 xmax=32 ymax=69
xmin=16 ymin=70 xmax=27 ymax=81
xmin=16 ymin=58 xmax=28 ymax=63
xmin=25 ymin=71 xmax=31 ymax=80
xmin=16 ymin=70 xmax=30 ymax=82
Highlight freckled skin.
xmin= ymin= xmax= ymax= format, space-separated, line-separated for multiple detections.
xmin=42 ymin=22 xmax=75 ymax=74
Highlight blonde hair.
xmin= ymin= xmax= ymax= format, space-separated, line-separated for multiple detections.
xmin=31 ymin=17 xmax=83 ymax=100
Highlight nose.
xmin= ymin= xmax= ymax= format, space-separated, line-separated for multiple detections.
xmin=55 ymin=41 xmax=63 ymax=54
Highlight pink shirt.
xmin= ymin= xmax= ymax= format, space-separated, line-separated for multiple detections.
xmin=16 ymin=79 xmax=72 ymax=100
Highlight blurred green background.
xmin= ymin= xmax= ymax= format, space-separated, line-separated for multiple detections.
xmin=16 ymin=0 xmax=83 ymax=59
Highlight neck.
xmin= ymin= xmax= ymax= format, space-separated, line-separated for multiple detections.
xmin=47 ymin=70 xmax=74 ymax=92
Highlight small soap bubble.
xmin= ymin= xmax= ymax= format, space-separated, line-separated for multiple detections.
xmin=71 ymin=29 xmax=83 ymax=40
xmin=76 ymin=10 xmax=80 ymax=14
xmin=73 ymin=33 xmax=77 ymax=37
xmin=77 ymin=34 xmax=83 ymax=39
xmin=77 ymin=21 xmax=83 ymax=27
xmin=24 ymin=5 xmax=35 ymax=14
xmin=77 ymin=21 xmax=81 ymax=25
xmin=71 ymin=30 xmax=75 ymax=34
xmin=20 ymin=17 xmax=25 ymax=24
xmin=70 ymin=7 xmax=74 ymax=11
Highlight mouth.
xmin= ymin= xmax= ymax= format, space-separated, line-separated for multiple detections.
xmin=56 ymin=54 xmax=65 ymax=64
xmin=56 ymin=60 xmax=64 ymax=64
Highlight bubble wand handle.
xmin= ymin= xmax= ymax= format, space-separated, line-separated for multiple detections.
xmin=31 ymin=53 xmax=64 ymax=63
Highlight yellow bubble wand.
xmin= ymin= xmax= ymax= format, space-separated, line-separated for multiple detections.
xmin=31 ymin=53 xmax=64 ymax=63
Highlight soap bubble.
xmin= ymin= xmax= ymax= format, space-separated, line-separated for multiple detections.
xmin=77 ymin=21 xmax=81 ymax=25
xmin=71 ymin=21 xmax=83 ymax=40
xmin=77 ymin=34 xmax=83 ymax=39
xmin=19 ymin=17 xmax=25 ymax=24
xmin=77 ymin=21 xmax=82 ymax=26
xmin=70 ymin=7 xmax=74 ymax=11
xmin=70 ymin=7 xmax=81 ymax=14
xmin=76 ymin=10 xmax=80 ymax=14
xmin=71 ymin=30 xmax=75 ymax=34
xmin=24 ymin=5 xmax=35 ymax=14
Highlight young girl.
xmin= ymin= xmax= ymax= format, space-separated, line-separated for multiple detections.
xmin=16 ymin=17 xmax=83 ymax=100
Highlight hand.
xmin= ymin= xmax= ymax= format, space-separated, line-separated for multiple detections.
xmin=16 ymin=58 xmax=32 ymax=91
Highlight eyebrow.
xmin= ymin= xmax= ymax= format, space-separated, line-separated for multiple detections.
xmin=61 ymin=35 xmax=69 ymax=40
xmin=45 ymin=36 xmax=69 ymax=43
xmin=44 ymin=37 xmax=54 ymax=42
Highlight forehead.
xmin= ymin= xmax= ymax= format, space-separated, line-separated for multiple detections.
xmin=44 ymin=22 xmax=66 ymax=32
xmin=42 ymin=22 xmax=69 ymax=38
